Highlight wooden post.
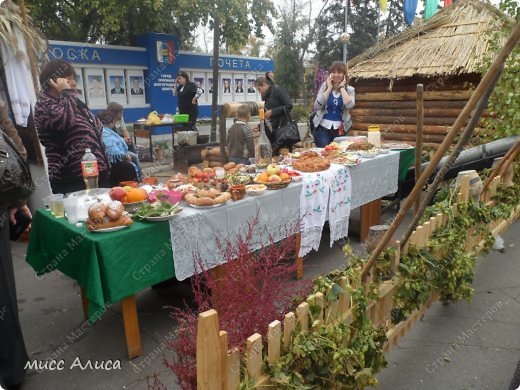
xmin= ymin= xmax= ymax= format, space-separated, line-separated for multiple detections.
xmin=338 ymin=276 xmax=349 ymax=313
xmin=361 ymin=24 xmax=520 ymax=281
xmin=459 ymin=175 xmax=470 ymax=202
xmin=314 ymin=292 xmax=325 ymax=324
xmin=296 ymin=302 xmax=309 ymax=332
xmin=482 ymin=140 xmax=520 ymax=192
xmin=80 ymin=287 xmax=89 ymax=322
xmin=267 ymin=321 xmax=281 ymax=365
xmin=226 ymin=349 xmax=240 ymax=390
xmin=393 ymin=241 xmax=401 ymax=274
xmin=246 ymin=334 xmax=263 ymax=382
xmin=220 ymin=331 xmax=229 ymax=390
xmin=295 ymin=233 xmax=304 ymax=279
xmin=283 ymin=312 xmax=296 ymax=348
xmin=197 ymin=309 xmax=223 ymax=389
xmin=415 ymin=84 xmax=424 ymax=215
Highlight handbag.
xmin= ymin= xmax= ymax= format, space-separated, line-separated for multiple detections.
xmin=0 ymin=130 xmax=35 ymax=207
xmin=272 ymin=107 xmax=300 ymax=150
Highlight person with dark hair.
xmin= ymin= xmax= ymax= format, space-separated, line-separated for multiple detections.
xmin=255 ymin=75 xmax=293 ymax=153
xmin=312 ymin=61 xmax=355 ymax=148
xmin=34 ymin=59 xmax=110 ymax=194
xmin=235 ymin=79 xmax=244 ymax=93
xmin=174 ymin=71 xmax=203 ymax=130
xmin=130 ymin=78 xmax=143 ymax=95
xmin=223 ymin=78 xmax=231 ymax=93
xmin=265 ymin=71 xmax=275 ymax=86
xmin=101 ymin=103 xmax=142 ymax=180
xmin=0 ymin=99 xmax=31 ymax=390
xmin=110 ymin=77 xmax=125 ymax=95
xmin=227 ymin=104 xmax=255 ymax=165
xmin=97 ymin=111 xmax=139 ymax=185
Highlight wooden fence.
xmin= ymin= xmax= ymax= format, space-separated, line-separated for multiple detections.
xmin=196 ymin=174 xmax=518 ymax=389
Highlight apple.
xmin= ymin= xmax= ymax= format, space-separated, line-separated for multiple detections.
xmin=266 ymin=164 xmax=281 ymax=176
xmin=123 ymin=185 xmax=133 ymax=192
xmin=109 ymin=186 xmax=127 ymax=201
xmin=269 ymin=174 xmax=282 ymax=183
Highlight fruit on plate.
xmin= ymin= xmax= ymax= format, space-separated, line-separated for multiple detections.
xmin=269 ymin=174 xmax=282 ymax=183
xmin=125 ymin=187 xmax=148 ymax=203
xmin=109 ymin=186 xmax=127 ymax=202
xmin=266 ymin=163 xmax=281 ymax=176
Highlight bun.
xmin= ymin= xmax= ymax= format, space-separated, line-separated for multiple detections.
xmin=88 ymin=202 xmax=107 ymax=223
xmin=106 ymin=201 xmax=124 ymax=221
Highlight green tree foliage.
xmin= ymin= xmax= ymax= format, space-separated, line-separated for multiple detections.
xmin=313 ymin=0 xmax=405 ymax=65
xmin=28 ymin=0 xmax=276 ymax=49
xmin=478 ymin=0 xmax=520 ymax=141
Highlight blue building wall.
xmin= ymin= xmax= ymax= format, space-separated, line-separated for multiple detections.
xmin=48 ymin=33 xmax=273 ymax=122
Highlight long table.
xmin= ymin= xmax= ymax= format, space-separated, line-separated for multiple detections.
xmin=26 ymin=152 xmax=399 ymax=358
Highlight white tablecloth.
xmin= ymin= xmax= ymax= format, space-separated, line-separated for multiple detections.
xmin=169 ymin=151 xmax=399 ymax=280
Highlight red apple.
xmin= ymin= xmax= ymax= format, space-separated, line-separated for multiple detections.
xmin=109 ymin=186 xmax=127 ymax=201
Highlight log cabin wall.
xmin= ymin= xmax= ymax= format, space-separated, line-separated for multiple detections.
xmin=349 ymin=74 xmax=482 ymax=149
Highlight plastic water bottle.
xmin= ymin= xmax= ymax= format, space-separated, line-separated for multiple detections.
xmin=81 ymin=148 xmax=99 ymax=191
xmin=255 ymin=109 xmax=272 ymax=169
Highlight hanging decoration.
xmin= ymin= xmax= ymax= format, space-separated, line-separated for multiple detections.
xmin=379 ymin=0 xmax=388 ymax=13
xmin=445 ymin=0 xmax=452 ymax=6
xmin=404 ymin=0 xmax=419 ymax=26
xmin=424 ymin=0 xmax=438 ymax=19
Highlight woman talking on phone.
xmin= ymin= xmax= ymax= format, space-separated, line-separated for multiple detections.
xmin=312 ymin=61 xmax=355 ymax=148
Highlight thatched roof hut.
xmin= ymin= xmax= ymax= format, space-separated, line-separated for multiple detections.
xmin=347 ymin=0 xmax=516 ymax=147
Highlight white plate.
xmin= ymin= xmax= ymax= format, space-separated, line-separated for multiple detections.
xmin=143 ymin=208 xmax=183 ymax=221
xmin=91 ymin=225 xmax=129 ymax=233
xmin=188 ymin=202 xmax=226 ymax=209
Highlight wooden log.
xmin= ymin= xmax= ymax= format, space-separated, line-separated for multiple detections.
xmin=267 ymin=321 xmax=281 ymax=365
xmin=429 ymin=217 xmax=437 ymax=235
xmin=356 ymin=90 xmax=474 ymax=102
xmin=350 ymin=108 xmax=464 ymax=117
xmin=354 ymin=100 xmax=469 ymax=109
xmin=352 ymin=123 xmax=451 ymax=135
xmin=246 ymin=334 xmax=263 ymax=382
xmin=354 ymin=130 xmax=446 ymax=143
xmin=296 ymin=302 xmax=309 ymax=332
xmin=283 ymin=312 xmax=296 ymax=348
xmin=197 ymin=309 xmax=223 ymax=390
xmin=350 ymin=115 xmax=465 ymax=126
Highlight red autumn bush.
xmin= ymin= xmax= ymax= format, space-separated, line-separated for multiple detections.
xmin=163 ymin=215 xmax=312 ymax=389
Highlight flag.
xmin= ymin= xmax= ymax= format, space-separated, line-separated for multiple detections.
xmin=424 ymin=0 xmax=438 ymax=19
xmin=379 ymin=0 xmax=387 ymax=13
xmin=404 ymin=0 xmax=419 ymax=26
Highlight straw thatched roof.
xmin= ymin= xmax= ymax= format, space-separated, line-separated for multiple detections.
xmin=349 ymin=0 xmax=516 ymax=80
xmin=0 ymin=0 xmax=48 ymax=72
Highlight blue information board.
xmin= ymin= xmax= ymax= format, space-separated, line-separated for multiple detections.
xmin=48 ymin=33 xmax=274 ymax=122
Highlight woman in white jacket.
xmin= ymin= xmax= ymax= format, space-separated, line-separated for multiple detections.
xmin=312 ymin=61 xmax=355 ymax=147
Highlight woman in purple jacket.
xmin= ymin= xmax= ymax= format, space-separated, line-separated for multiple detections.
xmin=35 ymin=59 xmax=110 ymax=194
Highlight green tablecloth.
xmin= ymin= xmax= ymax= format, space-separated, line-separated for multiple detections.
xmin=26 ymin=209 xmax=175 ymax=322
xmin=395 ymin=148 xmax=416 ymax=181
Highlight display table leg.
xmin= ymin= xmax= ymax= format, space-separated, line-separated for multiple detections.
xmin=360 ymin=198 xmax=382 ymax=242
xmin=121 ymin=295 xmax=142 ymax=359
xmin=295 ymin=233 xmax=304 ymax=279
xmin=80 ymin=287 xmax=88 ymax=322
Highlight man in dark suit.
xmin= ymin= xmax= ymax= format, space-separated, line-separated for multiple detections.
xmin=111 ymin=77 xmax=125 ymax=95
xmin=130 ymin=78 xmax=143 ymax=95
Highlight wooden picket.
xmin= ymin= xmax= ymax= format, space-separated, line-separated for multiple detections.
xmin=196 ymin=173 xmax=518 ymax=389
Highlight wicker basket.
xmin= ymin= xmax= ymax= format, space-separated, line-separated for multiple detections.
xmin=255 ymin=178 xmax=292 ymax=190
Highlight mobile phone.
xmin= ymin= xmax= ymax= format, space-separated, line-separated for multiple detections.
xmin=9 ymin=209 xmax=32 ymax=241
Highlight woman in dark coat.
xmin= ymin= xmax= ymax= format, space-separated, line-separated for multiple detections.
xmin=174 ymin=71 xmax=203 ymax=130
xmin=0 ymin=99 xmax=31 ymax=390
xmin=255 ymin=76 xmax=293 ymax=153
